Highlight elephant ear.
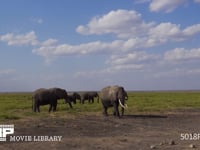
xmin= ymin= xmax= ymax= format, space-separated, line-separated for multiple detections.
xmin=117 ymin=87 xmax=125 ymax=99
xmin=109 ymin=86 xmax=118 ymax=101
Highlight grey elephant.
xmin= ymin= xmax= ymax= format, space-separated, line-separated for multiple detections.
xmin=88 ymin=91 xmax=99 ymax=103
xmin=79 ymin=91 xmax=99 ymax=104
xmin=32 ymin=87 xmax=71 ymax=112
xmin=64 ymin=92 xmax=80 ymax=104
xmin=100 ymin=85 xmax=128 ymax=117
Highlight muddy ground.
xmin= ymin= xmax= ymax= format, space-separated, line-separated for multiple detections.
xmin=1 ymin=109 xmax=200 ymax=150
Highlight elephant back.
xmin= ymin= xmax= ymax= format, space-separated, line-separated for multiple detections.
xmin=49 ymin=88 xmax=68 ymax=99
xmin=33 ymin=88 xmax=48 ymax=99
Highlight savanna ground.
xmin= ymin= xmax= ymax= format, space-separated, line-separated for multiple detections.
xmin=1 ymin=91 xmax=200 ymax=150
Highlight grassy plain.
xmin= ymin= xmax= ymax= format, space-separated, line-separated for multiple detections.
xmin=0 ymin=91 xmax=200 ymax=122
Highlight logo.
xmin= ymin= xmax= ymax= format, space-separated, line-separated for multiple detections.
xmin=0 ymin=124 xmax=62 ymax=142
xmin=0 ymin=125 xmax=14 ymax=141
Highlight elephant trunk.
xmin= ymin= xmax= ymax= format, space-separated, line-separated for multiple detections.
xmin=118 ymin=99 xmax=128 ymax=109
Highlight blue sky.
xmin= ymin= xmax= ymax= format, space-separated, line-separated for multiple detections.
xmin=1 ymin=0 xmax=200 ymax=91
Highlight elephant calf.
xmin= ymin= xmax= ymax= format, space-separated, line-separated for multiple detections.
xmin=79 ymin=91 xmax=99 ymax=104
xmin=32 ymin=87 xmax=69 ymax=112
xmin=64 ymin=92 xmax=80 ymax=105
xmin=100 ymin=85 xmax=128 ymax=118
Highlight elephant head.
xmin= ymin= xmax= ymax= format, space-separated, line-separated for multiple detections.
xmin=116 ymin=87 xmax=128 ymax=109
xmin=100 ymin=85 xmax=128 ymax=117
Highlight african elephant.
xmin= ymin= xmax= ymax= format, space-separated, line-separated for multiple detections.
xmin=32 ymin=87 xmax=70 ymax=112
xmin=100 ymin=85 xmax=128 ymax=117
xmin=64 ymin=92 xmax=80 ymax=104
xmin=79 ymin=91 xmax=99 ymax=104
xmin=88 ymin=92 xmax=99 ymax=103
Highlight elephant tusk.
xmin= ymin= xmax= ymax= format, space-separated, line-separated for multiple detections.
xmin=118 ymin=99 xmax=128 ymax=109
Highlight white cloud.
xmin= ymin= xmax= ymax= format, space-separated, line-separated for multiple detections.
xmin=153 ymin=68 xmax=200 ymax=78
xmin=76 ymin=51 xmax=159 ymax=78
xmin=1 ymin=9 xmax=200 ymax=64
xmin=76 ymin=9 xmax=155 ymax=38
xmin=148 ymin=22 xmax=200 ymax=45
xmin=32 ymin=37 xmax=161 ymax=63
xmin=149 ymin=0 xmax=186 ymax=13
xmin=76 ymin=9 xmax=200 ymax=45
xmin=194 ymin=0 xmax=200 ymax=3
xmin=33 ymin=18 xmax=200 ymax=62
xmin=30 ymin=18 xmax=43 ymax=24
xmin=75 ymin=63 xmax=144 ymax=79
xmin=164 ymin=48 xmax=200 ymax=62
xmin=134 ymin=0 xmax=151 ymax=4
xmin=41 ymin=39 xmax=58 ymax=46
xmin=149 ymin=23 xmax=182 ymax=40
xmin=183 ymin=24 xmax=200 ymax=36
xmin=1 ymin=9 xmax=200 ymax=77
xmin=0 ymin=69 xmax=15 ymax=77
xmin=108 ymin=51 xmax=159 ymax=65
xmin=0 ymin=31 xmax=38 ymax=46
xmin=33 ymin=40 xmax=123 ymax=59
xmin=147 ymin=22 xmax=187 ymax=45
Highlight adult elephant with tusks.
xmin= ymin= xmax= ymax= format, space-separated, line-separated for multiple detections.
xmin=100 ymin=85 xmax=128 ymax=118
xmin=32 ymin=87 xmax=71 ymax=112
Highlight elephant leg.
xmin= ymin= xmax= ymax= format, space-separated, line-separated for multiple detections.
xmin=91 ymin=97 xmax=94 ymax=103
xmin=81 ymin=99 xmax=84 ymax=104
xmin=33 ymin=105 xmax=36 ymax=112
xmin=113 ymin=103 xmax=120 ymax=117
xmin=38 ymin=106 xmax=40 ymax=112
xmin=103 ymin=105 xmax=108 ymax=116
xmin=53 ymin=104 xmax=57 ymax=112
xmin=35 ymin=104 xmax=40 ymax=112
xmin=68 ymin=102 xmax=73 ymax=108
xmin=33 ymin=102 xmax=39 ymax=112
xmin=88 ymin=97 xmax=91 ymax=103
xmin=72 ymin=98 xmax=76 ymax=104
xmin=88 ymin=97 xmax=94 ymax=103
xmin=49 ymin=104 xmax=53 ymax=112
xmin=121 ymin=107 xmax=124 ymax=116
xmin=52 ymin=101 xmax=58 ymax=112
xmin=113 ymin=110 xmax=116 ymax=116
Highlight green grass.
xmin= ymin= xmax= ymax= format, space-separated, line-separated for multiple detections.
xmin=0 ymin=91 xmax=200 ymax=122
xmin=128 ymin=91 xmax=200 ymax=112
